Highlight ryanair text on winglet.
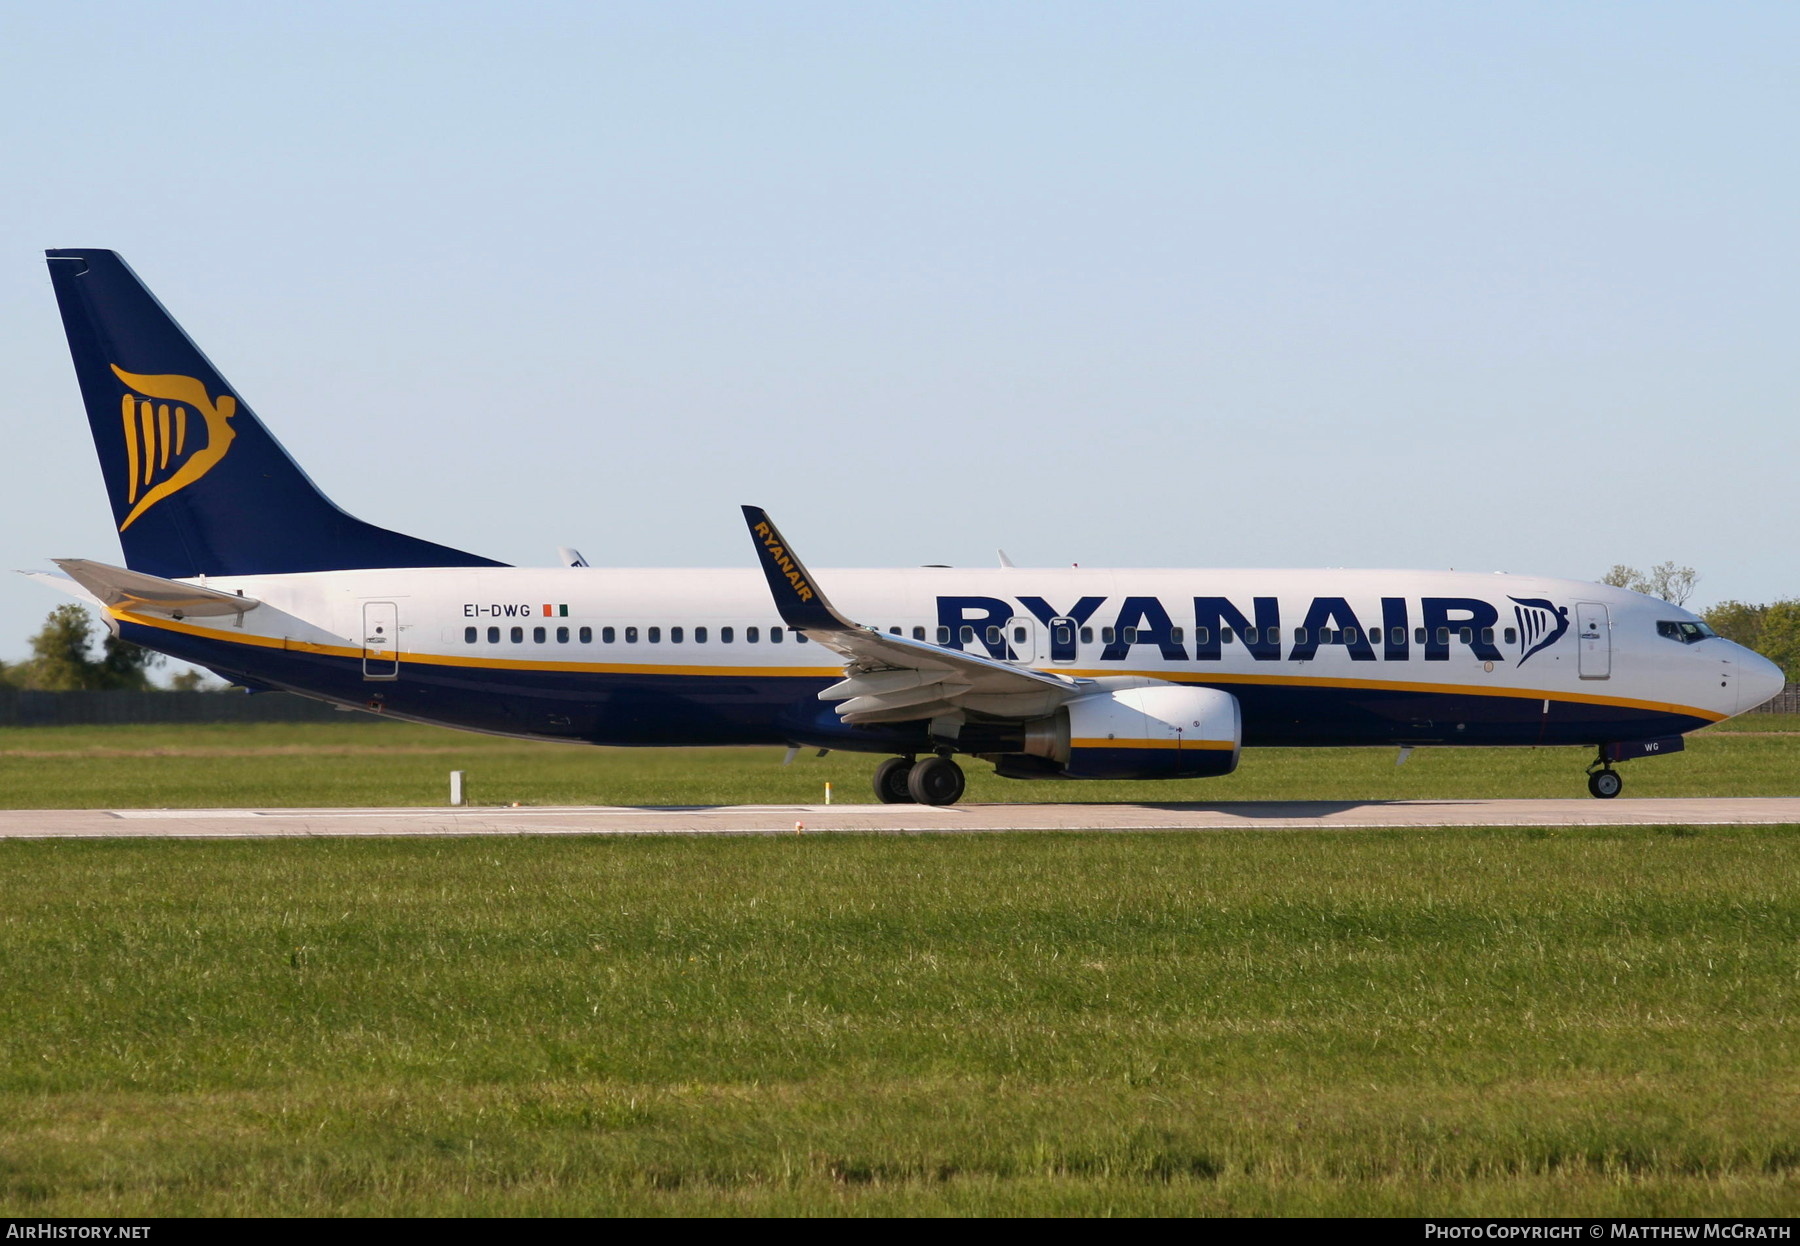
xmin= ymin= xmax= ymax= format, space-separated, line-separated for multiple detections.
xmin=754 ymin=521 xmax=816 ymax=603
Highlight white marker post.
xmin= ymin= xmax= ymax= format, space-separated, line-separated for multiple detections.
xmin=450 ymin=770 xmax=465 ymax=806
xmin=825 ymin=782 xmax=832 ymax=806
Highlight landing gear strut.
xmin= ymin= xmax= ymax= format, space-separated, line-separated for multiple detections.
xmin=1586 ymin=753 xmax=1623 ymax=799
xmin=873 ymin=756 xmax=915 ymax=804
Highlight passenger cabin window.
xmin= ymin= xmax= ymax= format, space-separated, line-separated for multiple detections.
xmin=747 ymin=627 xmax=760 ymax=643
xmin=1503 ymin=627 xmax=1516 ymax=645
xmin=1657 ymin=620 xmax=1716 ymax=644
xmin=695 ymin=626 xmax=707 ymax=643
xmin=1171 ymin=627 xmax=1184 ymax=644
xmin=648 ymin=627 xmax=661 ymax=643
xmin=601 ymin=626 xmax=614 ymax=643
xmin=1121 ymin=627 xmax=1138 ymax=643
xmin=985 ymin=626 xmax=1001 ymax=645
xmin=1101 ymin=627 xmax=1115 ymax=645
xmin=796 ymin=631 xmax=807 ymax=643
xmin=1415 ymin=627 xmax=1427 ymax=645
xmin=625 ymin=627 xmax=638 ymax=643
xmin=556 ymin=626 xmax=569 ymax=643
xmin=1436 ymin=627 xmax=1450 ymax=646
xmin=1080 ymin=627 xmax=1093 ymax=644
xmin=771 ymin=627 xmax=783 ymax=643
xmin=1459 ymin=627 xmax=1472 ymax=645
xmin=1195 ymin=627 xmax=1211 ymax=645
xmin=511 ymin=626 xmax=524 ymax=643
xmin=912 ymin=626 xmax=925 ymax=640
xmin=533 ymin=626 xmax=546 ymax=643
xmin=936 ymin=627 xmax=950 ymax=643
xmin=487 ymin=626 xmax=500 ymax=643
xmin=1391 ymin=627 xmax=1405 ymax=645
xmin=1344 ymin=627 xmax=1360 ymax=645
xmin=1480 ymin=627 xmax=1494 ymax=645
xmin=581 ymin=627 xmax=594 ymax=643
xmin=1293 ymin=628 xmax=1307 ymax=644
xmin=671 ymin=626 xmax=683 ymax=643
xmin=889 ymin=626 xmax=901 ymax=635
xmin=464 ymin=627 xmax=477 ymax=644
xmin=1012 ymin=626 xmax=1026 ymax=643
xmin=960 ymin=626 xmax=975 ymax=644
xmin=721 ymin=627 xmax=734 ymax=643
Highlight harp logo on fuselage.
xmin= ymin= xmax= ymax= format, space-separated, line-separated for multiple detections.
xmin=110 ymin=365 xmax=237 ymax=531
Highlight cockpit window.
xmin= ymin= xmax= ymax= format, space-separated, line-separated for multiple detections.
xmin=1657 ymin=620 xmax=1716 ymax=644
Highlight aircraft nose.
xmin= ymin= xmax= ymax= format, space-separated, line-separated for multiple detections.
xmin=1734 ymin=645 xmax=1787 ymax=715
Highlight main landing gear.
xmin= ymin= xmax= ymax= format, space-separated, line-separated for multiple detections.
xmin=1586 ymin=752 xmax=1623 ymax=800
xmin=872 ymin=755 xmax=967 ymax=806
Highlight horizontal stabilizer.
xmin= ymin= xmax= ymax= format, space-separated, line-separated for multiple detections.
xmin=50 ymin=558 xmax=262 ymax=619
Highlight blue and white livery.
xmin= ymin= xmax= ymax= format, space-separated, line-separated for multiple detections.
xmin=33 ymin=250 xmax=1785 ymax=804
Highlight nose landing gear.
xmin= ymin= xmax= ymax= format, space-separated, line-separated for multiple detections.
xmin=1586 ymin=765 xmax=1623 ymax=799
xmin=1586 ymin=745 xmax=1624 ymax=799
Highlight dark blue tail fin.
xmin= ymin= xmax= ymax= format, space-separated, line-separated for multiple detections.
xmin=45 ymin=249 xmax=505 ymax=578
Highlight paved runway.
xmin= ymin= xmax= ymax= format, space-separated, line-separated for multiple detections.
xmin=1 ymin=798 xmax=1797 ymax=839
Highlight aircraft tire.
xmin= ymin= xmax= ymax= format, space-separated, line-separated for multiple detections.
xmin=873 ymin=757 xmax=915 ymax=804
xmin=1588 ymin=770 xmax=1623 ymax=799
xmin=907 ymin=756 xmax=966 ymax=806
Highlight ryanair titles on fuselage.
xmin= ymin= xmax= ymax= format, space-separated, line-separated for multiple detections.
xmin=936 ymin=593 xmax=1570 ymax=667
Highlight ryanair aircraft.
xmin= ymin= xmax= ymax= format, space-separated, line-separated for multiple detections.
xmin=32 ymin=250 xmax=1786 ymax=804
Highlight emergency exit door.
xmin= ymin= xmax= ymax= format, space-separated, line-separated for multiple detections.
xmin=1576 ymin=602 xmax=1610 ymax=680
xmin=362 ymin=602 xmax=399 ymax=680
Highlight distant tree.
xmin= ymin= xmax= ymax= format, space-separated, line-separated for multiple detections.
xmin=12 ymin=605 xmax=162 ymax=691
xmin=1600 ymin=562 xmax=1700 ymax=606
xmin=167 ymin=668 xmax=222 ymax=692
xmin=1703 ymin=600 xmax=1767 ymax=651
xmin=1703 ymin=598 xmax=1800 ymax=682
xmin=1756 ymin=601 xmax=1800 ymax=683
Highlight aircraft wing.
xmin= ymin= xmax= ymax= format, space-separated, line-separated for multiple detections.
xmin=47 ymin=558 xmax=262 ymax=619
xmin=741 ymin=506 xmax=1085 ymax=725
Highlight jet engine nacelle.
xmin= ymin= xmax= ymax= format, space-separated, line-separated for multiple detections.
xmin=1005 ymin=683 xmax=1241 ymax=780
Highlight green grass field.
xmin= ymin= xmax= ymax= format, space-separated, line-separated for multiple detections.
xmin=1 ymin=720 xmax=1797 ymax=1216
xmin=3 ymin=828 xmax=1800 ymax=1215
xmin=0 ymin=714 xmax=1793 ymax=808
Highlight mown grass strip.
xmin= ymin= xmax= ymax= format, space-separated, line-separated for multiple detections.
xmin=0 ymin=721 xmax=1795 ymax=807
xmin=2 ymin=828 xmax=1798 ymax=1214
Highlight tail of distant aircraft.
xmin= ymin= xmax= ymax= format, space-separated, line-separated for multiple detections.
xmin=44 ymin=249 xmax=505 ymax=579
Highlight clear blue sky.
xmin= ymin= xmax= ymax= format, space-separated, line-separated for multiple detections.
xmin=2 ymin=1 xmax=1794 ymax=670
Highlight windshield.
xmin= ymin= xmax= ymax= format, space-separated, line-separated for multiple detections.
xmin=1656 ymin=619 xmax=1717 ymax=645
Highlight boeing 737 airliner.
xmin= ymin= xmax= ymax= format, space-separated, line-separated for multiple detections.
xmin=30 ymin=250 xmax=1786 ymax=804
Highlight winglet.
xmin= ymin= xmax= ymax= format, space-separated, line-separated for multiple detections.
xmin=740 ymin=506 xmax=856 ymax=633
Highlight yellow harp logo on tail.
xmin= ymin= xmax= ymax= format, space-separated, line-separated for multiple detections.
xmin=110 ymin=365 xmax=237 ymax=531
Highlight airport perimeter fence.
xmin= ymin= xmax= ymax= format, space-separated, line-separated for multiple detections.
xmin=0 ymin=689 xmax=377 ymax=727
xmin=0 ymin=684 xmax=1794 ymax=728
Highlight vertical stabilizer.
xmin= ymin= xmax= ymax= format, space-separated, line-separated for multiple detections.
xmin=45 ymin=249 xmax=505 ymax=578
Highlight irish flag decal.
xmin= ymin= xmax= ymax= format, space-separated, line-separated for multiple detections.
xmin=542 ymin=604 xmax=569 ymax=617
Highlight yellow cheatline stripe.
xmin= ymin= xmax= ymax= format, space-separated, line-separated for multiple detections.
xmin=1055 ymin=666 xmax=1725 ymax=722
xmin=1070 ymin=737 xmax=1235 ymax=751
xmin=111 ymin=611 xmax=1725 ymax=721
